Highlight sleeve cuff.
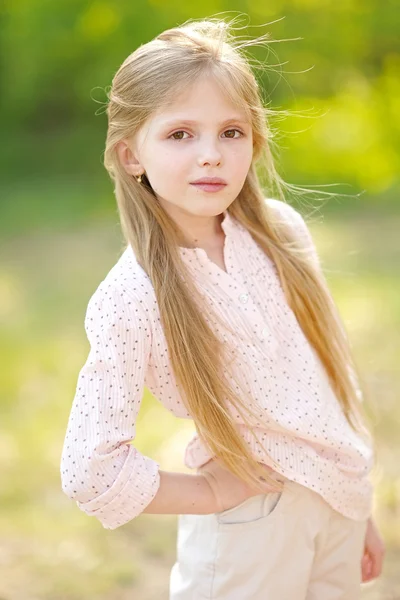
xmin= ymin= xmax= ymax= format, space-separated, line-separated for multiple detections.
xmin=76 ymin=448 xmax=161 ymax=529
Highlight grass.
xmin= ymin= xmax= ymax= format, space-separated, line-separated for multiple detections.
xmin=0 ymin=201 xmax=399 ymax=599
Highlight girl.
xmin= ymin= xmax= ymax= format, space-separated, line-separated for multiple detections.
xmin=60 ymin=17 xmax=385 ymax=599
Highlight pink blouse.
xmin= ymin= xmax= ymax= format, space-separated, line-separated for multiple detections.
xmin=60 ymin=198 xmax=374 ymax=529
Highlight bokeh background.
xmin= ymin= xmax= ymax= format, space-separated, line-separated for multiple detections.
xmin=1 ymin=2 xmax=399 ymax=599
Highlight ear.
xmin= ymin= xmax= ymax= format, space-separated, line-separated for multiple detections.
xmin=116 ymin=140 xmax=143 ymax=177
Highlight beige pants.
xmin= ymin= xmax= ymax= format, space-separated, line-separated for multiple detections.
xmin=169 ymin=477 xmax=368 ymax=599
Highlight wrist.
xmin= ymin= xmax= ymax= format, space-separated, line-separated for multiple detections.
xmin=199 ymin=470 xmax=224 ymax=512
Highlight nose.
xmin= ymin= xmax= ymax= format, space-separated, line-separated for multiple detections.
xmin=197 ymin=138 xmax=222 ymax=167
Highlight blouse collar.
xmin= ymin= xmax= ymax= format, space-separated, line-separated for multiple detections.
xmin=178 ymin=209 xmax=237 ymax=258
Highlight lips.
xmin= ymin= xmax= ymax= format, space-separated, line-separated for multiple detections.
xmin=190 ymin=182 xmax=226 ymax=193
xmin=191 ymin=177 xmax=227 ymax=185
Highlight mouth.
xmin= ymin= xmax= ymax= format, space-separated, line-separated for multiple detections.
xmin=190 ymin=182 xmax=227 ymax=193
xmin=191 ymin=177 xmax=227 ymax=185
xmin=190 ymin=178 xmax=227 ymax=193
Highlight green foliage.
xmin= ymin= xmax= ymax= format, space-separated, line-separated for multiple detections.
xmin=0 ymin=0 xmax=399 ymax=212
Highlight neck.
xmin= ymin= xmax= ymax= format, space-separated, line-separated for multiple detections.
xmin=159 ymin=201 xmax=226 ymax=249
xmin=182 ymin=214 xmax=225 ymax=249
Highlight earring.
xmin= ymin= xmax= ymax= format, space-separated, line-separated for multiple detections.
xmin=135 ymin=173 xmax=143 ymax=183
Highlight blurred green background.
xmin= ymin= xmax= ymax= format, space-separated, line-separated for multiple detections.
xmin=0 ymin=1 xmax=399 ymax=599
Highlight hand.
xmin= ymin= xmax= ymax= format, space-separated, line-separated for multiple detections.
xmin=361 ymin=516 xmax=385 ymax=583
xmin=197 ymin=457 xmax=284 ymax=513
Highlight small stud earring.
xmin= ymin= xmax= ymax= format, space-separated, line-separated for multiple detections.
xmin=135 ymin=173 xmax=143 ymax=183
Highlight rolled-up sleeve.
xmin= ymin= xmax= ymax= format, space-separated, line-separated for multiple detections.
xmin=60 ymin=280 xmax=160 ymax=529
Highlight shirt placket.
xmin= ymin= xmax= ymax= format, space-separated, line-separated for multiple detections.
xmin=180 ymin=230 xmax=278 ymax=355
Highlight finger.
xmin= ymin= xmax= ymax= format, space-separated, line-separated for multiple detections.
xmin=361 ymin=554 xmax=373 ymax=582
xmin=363 ymin=550 xmax=382 ymax=582
xmin=363 ymin=566 xmax=373 ymax=583
xmin=370 ymin=552 xmax=383 ymax=579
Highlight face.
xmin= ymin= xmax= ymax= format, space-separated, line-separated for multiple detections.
xmin=117 ymin=73 xmax=254 ymax=230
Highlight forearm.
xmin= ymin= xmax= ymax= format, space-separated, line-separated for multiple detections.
xmin=142 ymin=469 xmax=220 ymax=515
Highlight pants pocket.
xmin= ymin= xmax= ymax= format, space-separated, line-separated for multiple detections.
xmin=216 ymin=480 xmax=288 ymax=528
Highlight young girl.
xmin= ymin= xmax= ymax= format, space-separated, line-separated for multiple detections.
xmin=60 ymin=17 xmax=385 ymax=599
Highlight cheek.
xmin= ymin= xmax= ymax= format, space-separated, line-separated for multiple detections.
xmin=145 ymin=150 xmax=189 ymax=196
xmin=151 ymin=149 xmax=188 ymax=178
xmin=230 ymin=145 xmax=253 ymax=173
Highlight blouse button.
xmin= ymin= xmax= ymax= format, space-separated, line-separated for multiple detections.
xmin=239 ymin=293 xmax=249 ymax=304
xmin=262 ymin=327 xmax=269 ymax=337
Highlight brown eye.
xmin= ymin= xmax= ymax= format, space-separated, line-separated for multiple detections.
xmin=170 ymin=131 xmax=188 ymax=140
xmin=223 ymin=129 xmax=242 ymax=139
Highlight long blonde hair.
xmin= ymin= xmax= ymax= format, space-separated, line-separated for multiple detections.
xmin=103 ymin=17 xmax=375 ymax=492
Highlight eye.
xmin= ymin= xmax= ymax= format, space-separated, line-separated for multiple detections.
xmin=223 ymin=128 xmax=244 ymax=139
xmin=169 ymin=130 xmax=190 ymax=141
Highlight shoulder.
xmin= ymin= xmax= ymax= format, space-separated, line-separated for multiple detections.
xmin=264 ymin=197 xmax=306 ymax=226
xmin=264 ymin=197 xmax=320 ymax=267
xmin=264 ymin=197 xmax=313 ymax=237
xmin=84 ymin=245 xmax=155 ymax=331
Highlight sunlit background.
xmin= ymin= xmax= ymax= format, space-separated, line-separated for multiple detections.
xmin=0 ymin=2 xmax=399 ymax=599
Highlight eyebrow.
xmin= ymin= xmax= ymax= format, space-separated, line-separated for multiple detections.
xmin=160 ymin=117 xmax=249 ymax=128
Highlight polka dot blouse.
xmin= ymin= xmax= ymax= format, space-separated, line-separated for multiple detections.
xmin=60 ymin=198 xmax=375 ymax=529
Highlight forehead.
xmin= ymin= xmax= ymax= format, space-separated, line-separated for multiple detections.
xmin=152 ymin=74 xmax=249 ymax=126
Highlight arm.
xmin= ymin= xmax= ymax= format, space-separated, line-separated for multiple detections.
xmin=144 ymin=458 xmax=284 ymax=515
xmin=60 ymin=280 xmax=162 ymax=529
xmin=60 ymin=280 xmax=220 ymax=528
xmin=143 ymin=470 xmax=220 ymax=514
